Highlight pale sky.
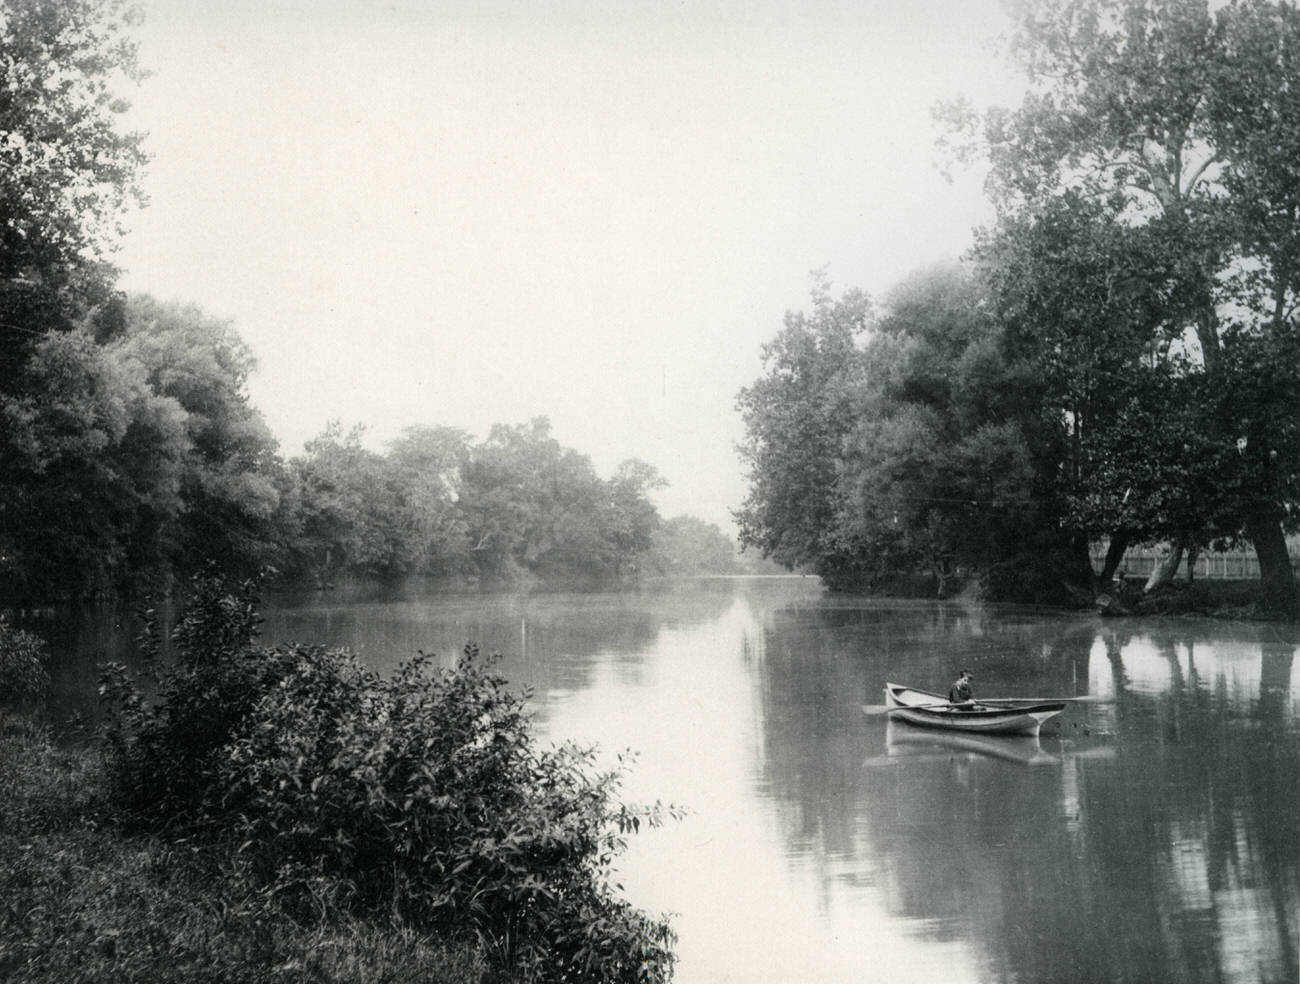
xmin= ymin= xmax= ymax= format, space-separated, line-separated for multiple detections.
xmin=117 ymin=0 xmax=1024 ymax=532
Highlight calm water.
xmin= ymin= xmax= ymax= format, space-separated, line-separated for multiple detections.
xmin=39 ymin=577 xmax=1300 ymax=984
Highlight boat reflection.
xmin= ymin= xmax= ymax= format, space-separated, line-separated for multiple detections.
xmin=876 ymin=720 xmax=1061 ymax=766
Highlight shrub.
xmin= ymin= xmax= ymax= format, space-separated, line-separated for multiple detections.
xmin=101 ymin=570 xmax=679 ymax=983
xmin=219 ymin=644 xmax=679 ymax=981
xmin=0 ymin=615 xmax=51 ymax=711
xmin=100 ymin=567 xmax=299 ymax=824
xmin=0 ymin=727 xmax=488 ymax=984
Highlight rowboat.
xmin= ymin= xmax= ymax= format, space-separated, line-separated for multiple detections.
xmin=879 ymin=682 xmax=1066 ymax=736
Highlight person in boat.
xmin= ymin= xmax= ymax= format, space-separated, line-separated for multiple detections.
xmin=948 ymin=669 xmax=975 ymax=709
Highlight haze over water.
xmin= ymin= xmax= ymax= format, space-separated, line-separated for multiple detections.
xmin=44 ymin=577 xmax=1300 ymax=983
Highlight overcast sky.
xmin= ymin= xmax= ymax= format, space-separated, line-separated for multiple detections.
xmin=117 ymin=0 xmax=1025 ymax=532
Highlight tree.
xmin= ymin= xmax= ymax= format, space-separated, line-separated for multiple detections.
xmin=734 ymin=273 xmax=872 ymax=584
xmin=286 ymin=423 xmax=405 ymax=584
xmin=0 ymin=324 xmax=180 ymax=598
xmin=647 ymin=516 xmax=740 ymax=576
xmin=947 ymin=0 xmax=1300 ymax=614
xmin=603 ymin=459 xmax=667 ymax=575
xmin=844 ymin=263 xmax=1085 ymax=599
xmin=0 ymin=0 xmax=149 ymax=600
xmin=0 ymin=0 xmax=147 ymax=371
xmin=460 ymin=419 xmax=663 ymax=584
xmin=385 ymin=425 xmax=473 ymax=578
xmin=114 ymin=296 xmax=281 ymax=579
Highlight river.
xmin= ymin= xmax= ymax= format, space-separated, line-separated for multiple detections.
xmin=37 ymin=576 xmax=1300 ymax=984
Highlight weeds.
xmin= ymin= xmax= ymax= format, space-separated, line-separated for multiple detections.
xmin=99 ymin=568 xmax=680 ymax=983
xmin=0 ymin=615 xmax=51 ymax=712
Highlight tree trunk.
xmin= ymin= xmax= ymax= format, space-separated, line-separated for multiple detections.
xmin=1144 ymin=540 xmax=1184 ymax=593
xmin=1099 ymin=532 xmax=1131 ymax=588
xmin=1243 ymin=504 xmax=1298 ymax=619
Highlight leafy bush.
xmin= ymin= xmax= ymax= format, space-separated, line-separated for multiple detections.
xmin=101 ymin=569 xmax=679 ymax=983
xmin=1 ymin=726 xmax=488 ymax=984
xmin=0 ymin=615 xmax=51 ymax=710
xmin=100 ymin=567 xmax=299 ymax=823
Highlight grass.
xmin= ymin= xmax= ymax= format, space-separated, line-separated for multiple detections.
xmin=1120 ymin=577 xmax=1290 ymax=618
xmin=0 ymin=722 xmax=488 ymax=984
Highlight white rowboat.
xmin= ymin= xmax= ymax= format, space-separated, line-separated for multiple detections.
xmin=878 ymin=682 xmax=1066 ymax=737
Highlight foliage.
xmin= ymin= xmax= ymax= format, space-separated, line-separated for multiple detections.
xmin=734 ymin=272 xmax=872 ymax=580
xmin=100 ymin=569 xmax=679 ymax=983
xmin=0 ymin=0 xmax=148 ymax=601
xmin=0 ymin=290 xmax=286 ymax=601
xmin=458 ymin=418 xmax=666 ymax=585
xmin=939 ymin=0 xmax=1300 ymax=613
xmin=0 ymin=615 xmax=50 ymax=708
xmin=100 ymin=567 xmax=294 ymax=822
xmin=282 ymin=422 xmax=411 ymax=583
xmin=0 ymin=0 xmax=147 ymax=356
xmin=0 ymin=726 xmax=488 ymax=984
xmin=276 ymin=417 xmax=667 ymax=589
xmin=647 ymin=515 xmax=742 ymax=575
xmin=735 ymin=264 xmax=1093 ymax=600
xmin=113 ymin=295 xmax=283 ymax=578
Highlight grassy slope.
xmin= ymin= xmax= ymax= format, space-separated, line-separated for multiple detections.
xmin=0 ymin=723 xmax=487 ymax=984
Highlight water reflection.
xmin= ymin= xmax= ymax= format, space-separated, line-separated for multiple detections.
xmin=29 ymin=578 xmax=1300 ymax=983
xmin=754 ymin=598 xmax=1299 ymax=984
xmin=875 ymin=723 xmax=1064 ymax=766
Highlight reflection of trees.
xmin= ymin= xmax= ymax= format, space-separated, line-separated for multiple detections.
xmin=20 ymin=603 xmax=155 ymax=732
xmin=257 ymin=582 xmax=744 ymax=701
xmin=755 ymin=602 xmax=1299 ymax=984
xmin=37 ymin=579 xmax=751 ymax=726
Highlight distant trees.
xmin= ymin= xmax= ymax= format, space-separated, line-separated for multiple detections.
xmin=456 ymin=419 xmax=666 ymax=585
xmin=647 ymin=516 xmax=740 ymax=576
xmin=268 ymin=417 xmax=672 ymax=590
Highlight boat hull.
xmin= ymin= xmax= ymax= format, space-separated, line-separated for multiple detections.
xmin=880 ymin=683 xmax=1065 ymax=737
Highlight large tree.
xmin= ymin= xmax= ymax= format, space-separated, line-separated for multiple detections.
xmin=948 ymin=0 xmax=1300 ymax=614
xmin=0 ymin=0 xmax=149 ymax=600
xmin=114 ymin=296 xmax=282 ymax=579
xmin=0 ymin=0 xmax=147 ymax=364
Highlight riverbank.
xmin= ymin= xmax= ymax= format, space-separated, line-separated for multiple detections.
xmin=1104 ymin=577 xmax=1295 ymax=620
xmin=0 ymin=721 xmax=487 ymax=984
xmin=2 ymin=568 xmax=679 ymax=983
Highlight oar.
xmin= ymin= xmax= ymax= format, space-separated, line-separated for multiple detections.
xmin=862 ymin=702 xmax=960 ymax=715
xmin=977 ymin=696 xmax=1112 ymax=701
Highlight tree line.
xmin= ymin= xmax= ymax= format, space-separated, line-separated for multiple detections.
xmin=1 ymin=280 xmax=754 ymax=600
xmin=0 ymin=0 xmax=749 ymax=605
xmin=737 ymin=0 xmax=1300 ymax=617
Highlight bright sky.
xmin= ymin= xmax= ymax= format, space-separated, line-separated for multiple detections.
xmin=117 ymin=0 xmax=1024 ymax=532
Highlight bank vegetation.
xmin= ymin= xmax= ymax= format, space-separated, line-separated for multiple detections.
xmin=2 ymin=571 xmax=679 ymax=983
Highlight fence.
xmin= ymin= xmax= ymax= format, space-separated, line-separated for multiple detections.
xmin=1090 ymin=542 xmax=1300 ymax=581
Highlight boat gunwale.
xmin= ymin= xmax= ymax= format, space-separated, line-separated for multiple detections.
xmin=884 ymin=683 xmax=1066 ymax=719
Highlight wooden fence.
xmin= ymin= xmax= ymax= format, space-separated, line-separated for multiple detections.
xmin=1090 ymin=543 xmax=1300 ymax=580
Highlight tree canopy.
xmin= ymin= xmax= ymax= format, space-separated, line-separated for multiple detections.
xmin=738 ymin=0 xmax=1300 ymax=614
